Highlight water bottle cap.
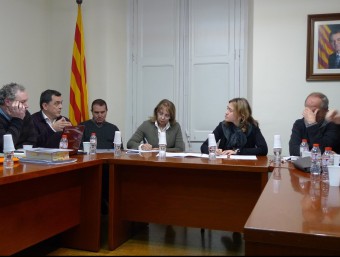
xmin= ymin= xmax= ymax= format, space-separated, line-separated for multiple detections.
xmin=325 ymin=147 xmax=332 ymax=151
xmin=62 ymin=134 xmax=67 ymax=138
xmin=313 ymin=143 xmax=319 ymax=147
xmin=91 ymin=132 xmax=96 ymax=136
xmin=302 ymin=139 xmax=307 ymax=142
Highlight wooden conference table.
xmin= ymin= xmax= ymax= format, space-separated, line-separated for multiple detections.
xmin=107 ymin=153 xmax=271 ymax=250
xmin=0 ymin=154 xmax=104 ymax=255
xmin=0 ymin=152 xmax=272 ymax=255
xmin=244 ymin=165 xmax=340 ymax=255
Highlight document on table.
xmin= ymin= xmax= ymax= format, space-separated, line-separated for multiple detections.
xmin=227 ymin=155 xmax=257 ymax=160
xmin=126 ymin=149 xmax=159 ymax=154
xmin=165 ymin=152 xmax=208 ymax=158
xmin=19 ymin=158 xmax=77 ymax=165
xmin=164 ymin=152 xmax=257 ymax=160
xmin=209 ymin=154 xmax=257 ymax=160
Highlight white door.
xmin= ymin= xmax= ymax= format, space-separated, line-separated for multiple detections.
xmin=128 ymin=0 xmax=247 ymax=152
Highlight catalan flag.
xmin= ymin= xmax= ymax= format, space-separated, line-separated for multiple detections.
xmin=69 ymin=1 xmax=89 ymax=125
xmin=318 ymin=25 xmax=333 ymax=69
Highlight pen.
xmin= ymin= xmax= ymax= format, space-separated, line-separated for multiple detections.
xmin=144 ymin=137 xmax=149 ymax=144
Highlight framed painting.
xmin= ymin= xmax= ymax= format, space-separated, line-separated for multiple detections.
xmin=306 ymin=13 xmax=340 ymax=81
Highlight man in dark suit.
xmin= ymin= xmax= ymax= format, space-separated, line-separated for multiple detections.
xmin=31 ymin=89 xmax=72 ymax=147
xmin=328 ymin=30 xmax=340 ymax=69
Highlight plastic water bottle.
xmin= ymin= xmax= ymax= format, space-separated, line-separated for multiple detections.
xmin=321 ymin=147 xmax=333 ymax=182
xmin=299 ymin=138 xmax=308 ymax=157
xmin=273 ymin=147 xmax=282 ymax=164
xmin=113 ymin=131 xmax=122 ymax=157
xmin=3 ymin=134 xmax=15 ymax=169
xmin=273 ymin=135 xmax=282 ymax=164
xmin=310 ymin=143 xmax=321 ymax=182
xmin=209 ymin=145 xmax=217 ymax=160
xmin=59 ymin=134 xmax=68 ymax=149
xmin=3 ymin=151 xmax=14 ymax=169
xmin=89 ymin=132 xmax=97 ymax=154
xmin=328 ymin=147 xmax=334 ymax=166
xmin=158 ymin=131 xmax=167 ymax=159
xmin=208 ymin=133 xmax=217 ymax=160
xmin=159 ymin=144 xmax=166 ymax=159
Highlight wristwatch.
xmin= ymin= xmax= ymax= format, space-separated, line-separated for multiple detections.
xmin=235 ymin=148 xmax=240 ymax=154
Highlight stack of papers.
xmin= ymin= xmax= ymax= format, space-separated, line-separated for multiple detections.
xmin=19 ymin=158 xmax=77 ymax=165
xmin=19 ymin=148 xmax=77 ymax=165
xmin=25 ymin=148 xmax=72 ymax=161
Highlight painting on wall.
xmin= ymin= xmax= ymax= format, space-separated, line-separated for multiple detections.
xmin=306 ymin=13 xmax=340 ymax=81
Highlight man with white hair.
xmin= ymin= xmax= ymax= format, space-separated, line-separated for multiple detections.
xmin=0 ymin=82 xmax=36 ymax=152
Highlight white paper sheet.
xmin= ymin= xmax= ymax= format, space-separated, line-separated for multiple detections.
xmin=164 ymin=152 xmax=257 ymax=160
xmin=165 ymin=152 xmax=207 ymax=158
xmin=227 ymin=155 xmax=257 ymax=160
xmin=126 ymin=149 xmax=159 ymax=154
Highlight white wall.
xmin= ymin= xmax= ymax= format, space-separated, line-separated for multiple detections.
xmin=0 ymin=0 xmax=48 ymax=112
xmin=252 ymin=0 xmax=340 ymax=155
xmin=47 ymin=0 xmax=128 ymax=141
xmin=0 ymin=0 xmax=339 ymax=152
xmin=0 ymin=0 xmax=128 ymax=141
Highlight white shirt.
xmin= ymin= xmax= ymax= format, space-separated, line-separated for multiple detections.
xmin=42 ymin=111 xmax=56 ymax=132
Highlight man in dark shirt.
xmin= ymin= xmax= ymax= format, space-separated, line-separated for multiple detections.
xmin=31 ymin=89 xmax=72 ymax=147
xmin=80 ymin=99 xmax=121 ymax=149
xmin=80 ymin=99 xmax=122 ymax=215
xmin=289 ymin=92 xmax=340 ymax=156
xmin=0 ymin=82 xmax=37 ymax=152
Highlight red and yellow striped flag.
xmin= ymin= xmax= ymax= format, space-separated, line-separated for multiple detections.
xmin=318 ymin=25 xmax=333 ymax=69
xmin=69 ymin=1 xmax=89 ymax=125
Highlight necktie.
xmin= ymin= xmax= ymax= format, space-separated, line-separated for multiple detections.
xmin=336 ymin=54 xmax=340 ymax=67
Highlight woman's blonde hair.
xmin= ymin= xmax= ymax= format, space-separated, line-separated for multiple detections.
xmin=150 ymin=99 xmax=176 ymax=126
xmin=228 ymin=97 xmax=258 ymax=132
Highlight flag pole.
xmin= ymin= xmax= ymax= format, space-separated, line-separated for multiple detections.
xmin=69 ymin=0 xmax=89 ymax=125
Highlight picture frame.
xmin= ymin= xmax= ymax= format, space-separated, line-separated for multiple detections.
xmin=306 ymin=13 xmax=340 ymax=81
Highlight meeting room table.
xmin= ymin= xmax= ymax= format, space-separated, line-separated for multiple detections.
xmin=0 ymin=151 xmax=281 ymax=255
xmin=244 ymin=165 xmax=340 ymax=255
xmin=0 ymin=154 xmax=104 ymax=255
xmin=105 ymin=152 xmax=272 ymax=250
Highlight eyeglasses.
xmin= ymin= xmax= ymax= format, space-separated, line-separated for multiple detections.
xmin=158 ymin=111 xmax=170 ymax=119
